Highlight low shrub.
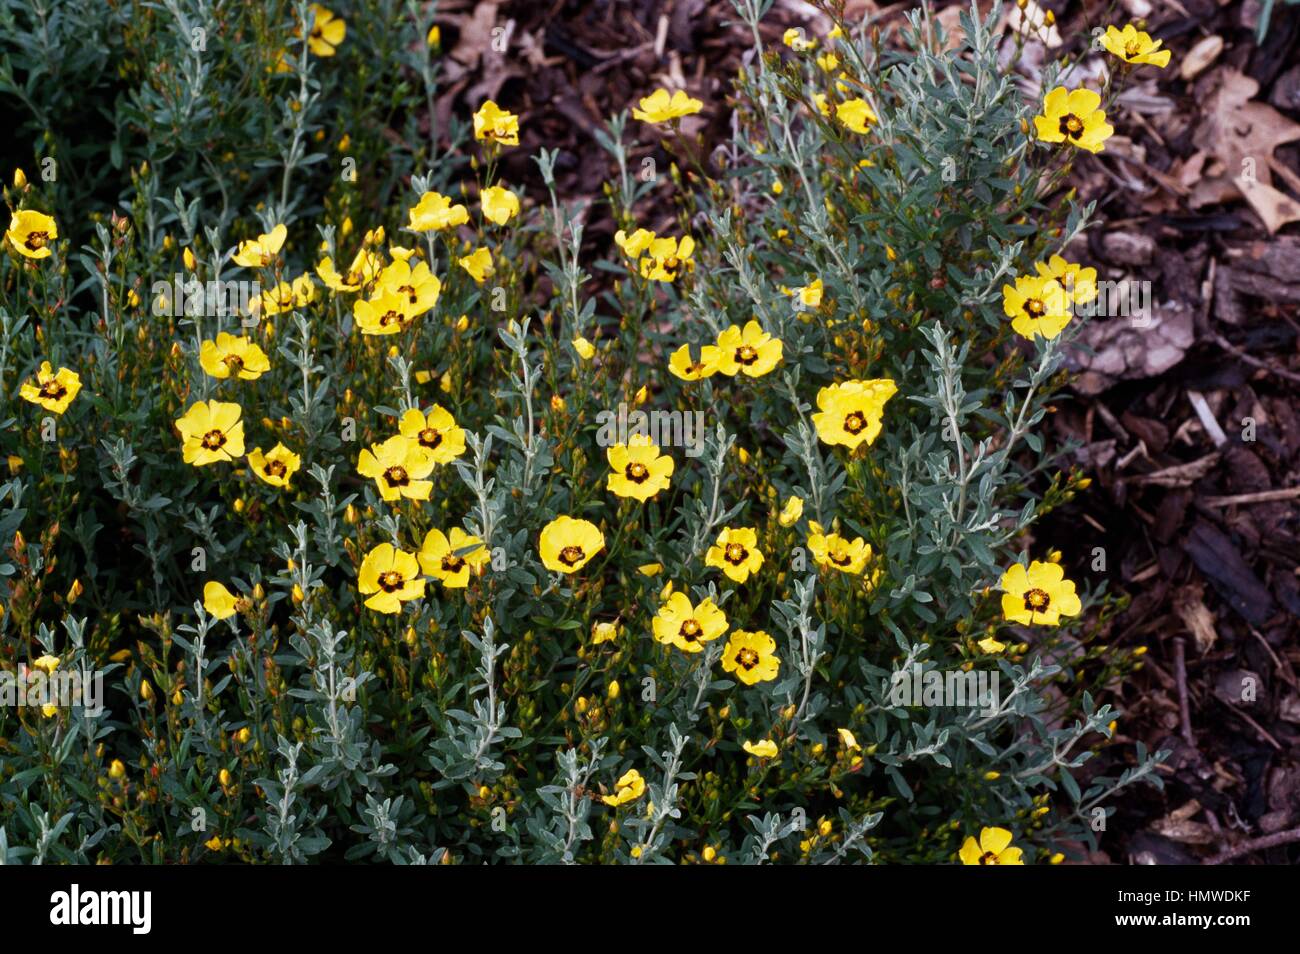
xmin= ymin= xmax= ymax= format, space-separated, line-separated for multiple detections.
xmin=0 ymin=0 xmax=1168 ymax=864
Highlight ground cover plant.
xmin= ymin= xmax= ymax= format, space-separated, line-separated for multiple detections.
xmin=0 ymin=0 xmax=1176 ymax=864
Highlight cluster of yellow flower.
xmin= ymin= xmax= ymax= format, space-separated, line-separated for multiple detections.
xmin=613 ymin=227 xmax=695 ymax=283
xmin=667 ymin=320 xmax=784 ymax=381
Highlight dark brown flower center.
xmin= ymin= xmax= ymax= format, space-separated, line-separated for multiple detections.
xmin=736 ymin=648 xmax=759 ymax=670
xmin=829 ymin=548 xmax=852 ymax=566
xmin=1025 ymin=298 xmax=1045 ymax=318
xmin=1024 ymin=588 xmax=1051 ymax=612
xmin=223 ymin=354 xmax=245 ymax=370
xmin=380 ymin=310 xmax=401 ymax=326
xmin=735 ymin=345 xmax=758 ymax=365
xmin=26 ymin=231 xmax=48 ymax=251
xmin=979 ymin=851 xmax=998 ymax=865
xmin=265 ymin=460 xmax=287 ymax=478
xmin=441 ymin=555 xmax=465 ymax=574
xmin=201 ymin=429 xmax=227 ymax=450
xmin=39 ymin=380 xmax=66 ymax=400
xmin=378 ymin=570 xmax=405 ymax=592
xmin=625 ymin=462 xmax=649 ymax=483
xmin=419 ymin=428 xmax=442 ymax=450
xmin=559 ymin=545 xmax=585 ymax=566
xmin=384 ymin=465 xmax=409 ymax=487
xmin=1059 ymin=114 xmax=1084 ymax=139
xmin=843 ymin=411 xmax=866 ymax=434
xmin=724 ymin=543 xmax=747 ymax=564
xmin=679 ymin=619 xmax=702 ymax=642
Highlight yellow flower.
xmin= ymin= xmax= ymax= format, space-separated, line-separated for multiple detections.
xmin=721 ymin=630 xmax=780 ymax=685
xmin=668 ymin=342 xmax=721 ymax=380
xmin=601 ymin=768 xmax=646 ymax=806
xmin=652 ymin=591 xmax=728 ymax=653
xmin=376 ymin=258 xmax=441 ymax=317
xmin=743 ymin=739 xmax=779 ymax=758
xmin=777 ymin=495 xmax=803 ymax=527
xmin=539 ymin=516 xmax=605 ymax=574
xmin=958 ymin=827 xmax=1024 ymax=865
xmin=811 ymin=379 xmax=897 ymax=450
xmin=782 ymin=28 xmax=816 ymax=51
xmin=480 ymin=185 xmax=520 ymax=225
xmin=572 ymin=336 xmax=596 ymax=360
xmin=418 ymin=527 xmax=490 ymax=588
xmin=353 ymin=289 xmax=414 ymax=335
xmin=837 ymin=728 xmax=860 ymax=750
xmin=808 ymin=528 xmax=872 ymax=574
xmin=259 ymin=279 xmax=297 ymax=317
xmin=203 ymin=581 xmax=240 ymax=620
xmin=306 ymin=5 xmax=346 ymax=57
xmin=1034 ymin=255 xmax=1097 ymax=305
xmin=248 ymin=443 xmax=301 ymax=488
xmin=408 ymin=191 xmax=469 ymax=232
xmin=631 ymin=88 xmax=703 ymax=123
xmin=639 ymin=235 xmax=695 ymax=282
xmin=109 ymin=759 xmax=127 ymax=779
xmin=836 ymin=98 xmax=877 ymax=133
xmin=472 ymin=100 xmax=520 ymax=146
xmin=614 ymin=227 xmax=656 ymax=259
xmin=1100 ymin=24 xmax=1171 ymax=68
xmin=357 ymin=543 xmax=426 ymax=614
xmin=32 ymin=667 xmax=61 ymax=717
xmin=176 ymin=400 xmax=245 ymax=466
xmin=607 ymin=435 xmax=674 ymax=501
xmin=199 ymin=332 xmax=271 ymax=380
xmin=978 ymin=636 xmax=1008 ymax=654
xmin=705 ymin=526 xmax=764 ymax=584
xmin=19 ymin=362 xmax=81 ymax=414
xmin=715 ymin=320 xmax=783 ymax=377
xmin=317 ymin=249 xmax=381 ymax=292
xmin=592 ymin=621 xmax=620 ymax=644
xmin=1001 ymin=274 xmax=1071 ymax=341
xmin=999 ymin=560 xmax=1082 ymax=627
xmin=5 ymin=209 xmax=58 ymax=259
xmin=398 ymin=405 xmax=465 ymax=465
xmin=357 ymin=435 xmax=435 ymax=501
xmin=232 ymin=224 xmax=287 ymax=268
xmin=795 ymin=277 xmax=824 ymax=309
xmin=638 ymin=562 xmax=662 ymax=577
xmin=816 ymin=52 xmax=839 ymax=71
xmin=427 ymin=24 xmax=441 ymax=48
xmin=458 ymin=247 xmax=493 ymax=283
xmin=292 ymin=273 xmax=316 ymax=306
xmin=1033 ymin=87 xmax=1113 ymax=154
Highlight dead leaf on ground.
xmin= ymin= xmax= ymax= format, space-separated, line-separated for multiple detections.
xmin=1188 ymin=68 xmax=1300 ymax=235
xmin=1173 ymin=582 xmax=1218 ymax=653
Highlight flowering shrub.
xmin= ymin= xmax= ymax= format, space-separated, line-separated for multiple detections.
xmin=0 ymin=0 xmax=1169 ymax=864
